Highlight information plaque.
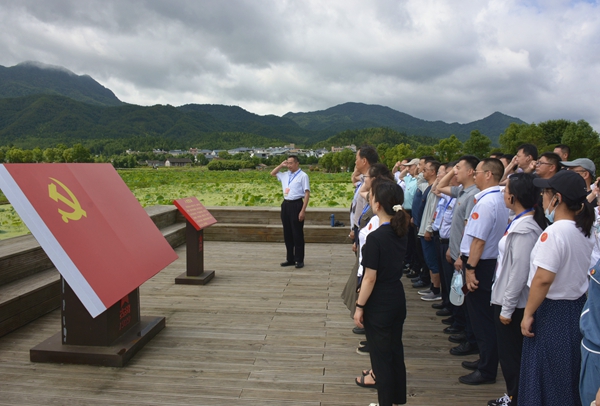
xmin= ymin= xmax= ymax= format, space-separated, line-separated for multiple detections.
xmin=173 ymin=197 xmax=216 ymax=285
xmin=173 ymin=196 xmax=217 ymax=231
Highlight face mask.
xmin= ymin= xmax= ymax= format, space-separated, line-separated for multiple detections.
xmin=545 ymin=196 xmax=557 ymax=223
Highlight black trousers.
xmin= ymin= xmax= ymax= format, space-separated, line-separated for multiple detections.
xmin=437 ymin=238 xmax=452 ymax=307
xmin=413 ymin=226 xmax=430 ymax=283
xmin=281 ymin=199 xmax=305 ymax=263
xmin=364 ymin=287 xmax=407 ymax=406
xmin=404 ymin=210 xmax=415 ymax=267
xmin=494 ymin=304 xmax=524 ymax=402
xmin=464 ymin=258 xmax=498 ymax=379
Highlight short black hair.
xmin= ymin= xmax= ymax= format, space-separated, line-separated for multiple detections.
xmin=539 ymin=152 xmax=561 ymax=171
xmin=368 ymin=163 xmax=394 ymax=181
xmin=358 ymin=145 xmax=379 ymax=165
xmin=458 ymin=155 xmax=480 ymax=171
xmin=502 ymin=154 xmax=514 ymax=162
xmin=420 ymin=155 xmax=435 ymax=161
xmin=555 ymin=144 xmax=571 ymax=157
xmin=426 ymin=159 xmax=441 ymax=174
xmin=287 ymin=155 xmax=299 ymax=162
xmin=517 ymin=144 xmax=538 ymax=161
xmin=481 ymin=158 xmax=505 ymax=183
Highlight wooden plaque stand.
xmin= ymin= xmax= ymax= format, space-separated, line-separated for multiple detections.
xmin=175 ymin=221 xmax=215 ymax=285
xmin=30 ymin=278 xmax=165 ymax=367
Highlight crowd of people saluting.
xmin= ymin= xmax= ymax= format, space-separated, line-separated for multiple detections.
xmin=341 ymin=143 xmax=600 ymax=406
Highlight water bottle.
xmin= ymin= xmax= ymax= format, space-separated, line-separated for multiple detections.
xmin=330 ymin=214 xmax=335 ymax=227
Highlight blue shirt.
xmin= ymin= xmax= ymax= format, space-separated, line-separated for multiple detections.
xmin=460 ymin=186 xmax=509 ymax=259
xmin=403 ymin=175 xmax=417 ymax=211
xmin=276 ymin=169 xmax=310 ymax=200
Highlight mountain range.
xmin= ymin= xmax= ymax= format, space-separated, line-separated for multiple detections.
xmin=0 ymin=62 xmax=527 ymax=151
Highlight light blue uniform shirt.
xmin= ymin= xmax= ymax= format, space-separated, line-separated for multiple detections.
xmin=276 ymin=169 xmax=310 ymax=200
xmin=403 ymin=174 xmax=417 ymax=210
xmin=460 ymin=186 xmax=509 ymax=260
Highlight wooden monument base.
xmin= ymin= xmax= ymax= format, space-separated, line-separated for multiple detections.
xmin=30 ymin=316 xmax=165 ymax=367
xmin=175 ymin=270 xmax=215 ymax=285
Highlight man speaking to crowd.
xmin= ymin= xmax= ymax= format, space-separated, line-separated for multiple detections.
xmin=271 ymin=155 xmax=310 ymax=269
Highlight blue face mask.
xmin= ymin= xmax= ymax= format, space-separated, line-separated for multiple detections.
xmin=545 ymin=196 xmax=557 ymax=223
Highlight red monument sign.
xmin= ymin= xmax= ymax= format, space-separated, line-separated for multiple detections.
xmin=0 ymin=163 xmax=178 ymax=366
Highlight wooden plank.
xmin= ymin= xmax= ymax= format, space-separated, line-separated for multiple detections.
xmin=0 ymin=241 xmax=505 ymax=405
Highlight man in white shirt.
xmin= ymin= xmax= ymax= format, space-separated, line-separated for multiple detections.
xmin=271 ymin=155 xmax=310 ymax=268
xmin=459 ymin=158 xmax=509 ymax=385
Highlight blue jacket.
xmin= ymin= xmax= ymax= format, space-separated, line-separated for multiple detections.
xmin=581 ymin=258 xmax=600 ymax=353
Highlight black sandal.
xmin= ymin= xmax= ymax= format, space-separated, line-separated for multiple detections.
xmin=355 ymin=371 xmax=377 ymax=388
xmin=361 ymin=368 xmax=371 ymax=376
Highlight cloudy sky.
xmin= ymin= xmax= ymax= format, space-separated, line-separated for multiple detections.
xmin=0 ymin=0 xmax=599 ymax=129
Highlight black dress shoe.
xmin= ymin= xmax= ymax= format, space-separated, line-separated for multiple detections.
xmin=441 ymin=316 xmax=455 ymax=325
xmin=295 ymin=262 xmax=304 ymax=268
xmin=406 ymin=271 xmax=419 ymax=279
xmin=436 ymin=308 xmax=452 ymax=316
xmin=352 ymin=327 xmax=365 ymax=335
xmin=461 ymin=359 xmax=480 ymax=371
xmin=458 ymin=370 xmax=496 ymax=385
xmin=448 ymin=332 xmax=467 ymax=343
xmin=443 ymin=326 xmax=464 ymax=334
xmin=280 ymin=261 xmax=295 ymax=267
xmin=450 ymin=341 xmax=479 ymax=356
xmin=410 ymin=276 xmax=421 ymax=283
xmin=431 ymin=302 xmax=446 ymax=310
xmin=412 ymin=280 xmax=427 ymax=288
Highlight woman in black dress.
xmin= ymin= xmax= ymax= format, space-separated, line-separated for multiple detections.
xmin=354 ymin=179 xmax=410 ymax=406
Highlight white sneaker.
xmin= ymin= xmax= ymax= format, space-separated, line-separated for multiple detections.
xmin=421 ymin=292 xmax=442 ymax=301
xmin=487 ymin=394 xmax=512 ymax=406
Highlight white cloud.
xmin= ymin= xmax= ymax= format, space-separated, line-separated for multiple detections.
xmin=0 ymin=0 xmax=598 ymax=130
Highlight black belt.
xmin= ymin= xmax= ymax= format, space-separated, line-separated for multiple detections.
xmin=440 ymin=238 xmax=449 ymax=244
xmin=283 ymin=198 xmax=303 ymax=203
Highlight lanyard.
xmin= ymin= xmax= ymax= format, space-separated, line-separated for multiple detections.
xmin=358 ymin=204 xmax=371 ymax=225
xmin=288 ymin=169 xmax=302 ymax=186
xmin=474 ymin=189 xmax=500 ymax=205
xmin=504 ymin=208 xmax=534 ymax=234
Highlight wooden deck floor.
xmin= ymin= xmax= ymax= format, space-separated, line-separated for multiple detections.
xmin=0 ymin=241 xmax=504 ymax=405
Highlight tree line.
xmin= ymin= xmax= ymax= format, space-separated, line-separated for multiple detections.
xmin=318 ymin=119 xmax=599 ymax=172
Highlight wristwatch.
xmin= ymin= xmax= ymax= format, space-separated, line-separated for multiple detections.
xmin=465 ymin=263 xmax=476 ymax=270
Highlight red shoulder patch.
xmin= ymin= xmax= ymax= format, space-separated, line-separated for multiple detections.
xmin=471 ymin=212 xmax=479 ymax=220
xmin=368 ymin=223 xmax=372 ymax=230
xmin=540 ymin=232 xmax=548 ymax=242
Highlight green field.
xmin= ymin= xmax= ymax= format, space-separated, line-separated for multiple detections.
xmin=0 ymin=166 xmax=354 ymax=240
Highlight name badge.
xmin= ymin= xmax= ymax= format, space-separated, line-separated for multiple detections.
xmin=284 ymin=187 xmax=290 ymax=197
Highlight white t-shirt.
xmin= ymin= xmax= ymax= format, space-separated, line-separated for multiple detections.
xmin=528 ymin=219 xmax=594 ymax=300
xmin=357 ymin=216 xmax=380 ymax=278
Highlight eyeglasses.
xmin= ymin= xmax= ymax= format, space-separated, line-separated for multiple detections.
xmin=568 ymin=168 xmax=588 ymax=175
xmin=536 ymin=162 xmax=552 ymax=166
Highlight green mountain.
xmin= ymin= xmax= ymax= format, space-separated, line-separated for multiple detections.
xmin=0 ymin=61 xmax=122 ymax=106
xmin=0 ymin=95 xmax=312 ymax=153
xmin=0 ymin=62 xmax=530 ymax=152
xmin=284 ymin=102 xmax=526 ymax=144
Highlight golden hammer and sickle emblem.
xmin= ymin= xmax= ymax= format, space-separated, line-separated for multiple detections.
xmin=48 ymin=177 xmax=87 ymax=223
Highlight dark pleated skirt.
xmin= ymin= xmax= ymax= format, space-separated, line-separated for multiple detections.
xmin=518 ymin=295 xmax=586 ymax=406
